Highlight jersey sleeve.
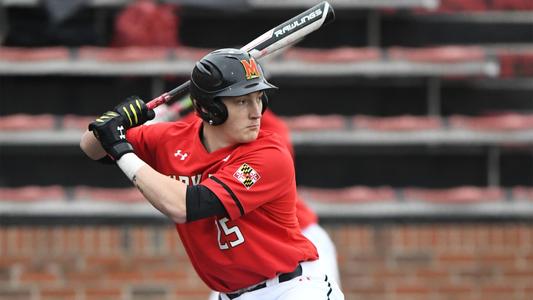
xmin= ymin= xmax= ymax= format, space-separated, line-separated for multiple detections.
xmin=261 ymin=110 xmax=295 ymax=158
xmin=201 ymin=145 xmax=296 ymax=220
xmin=126 ymin=124 xmax=165 ymax=166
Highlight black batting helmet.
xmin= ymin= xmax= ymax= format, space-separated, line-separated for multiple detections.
xmin=190 ymin=48 xmax=277 ymax=125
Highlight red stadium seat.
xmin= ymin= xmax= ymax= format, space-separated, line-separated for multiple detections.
xmin=449 ymin=114 xmax=533 ymax=131
xmin=0 ymin=186 xmax=66 ymax=202
xmin=281 ymin=115 xmax=346 ymax=131
xmin=353 ymin=115 xmax=442 ymax=131
xmin=62 ymin=115 xmax=96 ymax=130
xmin=510 ymin=186 xmax=533 ymax=201
xmin=403 ymin=186 xmax=504 ymax=203
xmin=388 ymin=46 xmax=486 ymax=63
xmin=0 ymin=47 xmax=69 ymax=61
xmin=437 ymin=0 xmax=533 ymax=12
xmin=298 ymin=186 xmax=396 ymax=203
xmin=174 ymin=47 xmax=213 ymax=61
xmin=112 ymin=0 xmax=179 ymax=48
xmin=73 ymin=186 xmax=144 ymax=203
xmin=78 ymin=46 xmax=169 ymax=62
xmin=497 ymin=50 xmax=533 ymax=78
xmin=284 ymin=47 xmax=381 ymax=63
xmin=0 ymin=114 xmax=55 ymax=130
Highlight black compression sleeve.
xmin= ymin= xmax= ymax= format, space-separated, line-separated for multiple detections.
xmin=186 ymin=185 xmax=228 ymax=222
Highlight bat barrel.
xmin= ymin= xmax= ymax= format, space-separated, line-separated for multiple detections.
xmin=146 ymin=1 xmax=335 ymax=110
xmin=246 ymin=1 xmax=335 ymax=58
xmin=323 ymin=2 xmax=336 ymax=25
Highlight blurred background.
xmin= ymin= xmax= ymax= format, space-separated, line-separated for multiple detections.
xmin=1 ymin=0 xmax=533 ymax=299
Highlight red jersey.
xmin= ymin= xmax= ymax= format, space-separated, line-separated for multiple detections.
xmin=127 ymin=120 xmax=318 ymax=292
xmin=260 ymin=110 xmax=318 ymax=228
xmin=181 ymin=110 xmax=319 ymax=229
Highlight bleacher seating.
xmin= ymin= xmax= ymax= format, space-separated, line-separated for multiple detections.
xmin=449 ymin=113 xmax=533 ymax=131
xmin=1 ymin=185 xmax=525 ymax=219
xmin=7 ymin=0 xmax=532 ymax=11
xmin=497 ymin=48 xmax=533 ymax=77
xmin=0 ymin=114 xmax=55 ymax=130
xmin=435 ymin=0 xmax=533 ymax=11
xmin=0 ymin=45 xmax=504 ymax=76
xmin=3 ymin=184 xmax=532 ymax=223
xmin=77 ymin=46 xmax=169 ymax=61
xmin=283 ymin=47 xmax=381 ymax=63
xmin=1 ymin=0 xmax=533 ymax=220
xmin=512 ymin=186 xmax=533 ymax=202
xmin=2 ymin=112 xmax=533 ymax=149
xmin=2 ymin=185 xmax=520 ymax=205
xmin=0 ymin=186 xmax=66 ymax=202
xmin=403 ymin=186 xmax=505 ymax=203
xmin=62 ymin=114 xmax=96 ymax=130
xmin=353 ymin=115 xmax=442 ymax=131
xmin=72 ymin=186 xmax=144 ymax=202
xmin=299 ymin=186 xmax=397 ymax=203
xmin=0 ymin=46 xmax=69 ymax=61
xmin=281 ymin=115 xmax=346 ymax=131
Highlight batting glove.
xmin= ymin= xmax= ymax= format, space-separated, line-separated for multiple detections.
xmin=88 ymin=111 xmax=133 ymax=160
xmin=114 ymin=96 xmax=155 ymax=129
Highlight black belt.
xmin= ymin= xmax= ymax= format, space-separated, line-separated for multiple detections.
xmin=224 ymin=264 xmax=303 ymax=299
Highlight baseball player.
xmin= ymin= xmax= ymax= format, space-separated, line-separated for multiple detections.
xmin=80 ymin=48 xmax=344 ymax=299
xmin=160 ymin=108 xmax=341 ymax=300
xmin=204 ymin=109 xmax=341 ymax=300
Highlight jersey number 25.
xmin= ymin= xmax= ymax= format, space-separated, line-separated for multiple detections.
xmin=216 ymin=217 xmax=244 ymax=250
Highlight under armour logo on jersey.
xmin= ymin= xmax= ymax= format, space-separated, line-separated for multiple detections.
xmin=233 ymin=163 xmax=261 ymax=189
xmin=174 ymin=150 xmax=188 ymax=160
xmin=117 ymin=125 xmax=125 ymax=139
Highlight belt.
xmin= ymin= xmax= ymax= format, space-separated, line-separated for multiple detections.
xmin=224 ymin=264 xmax=303 ymax=299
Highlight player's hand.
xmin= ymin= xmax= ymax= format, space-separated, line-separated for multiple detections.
xmin=88 ymin=111 xmax=133 ymax=160
xmin=114 ymin=96 xmax=155 ymax=129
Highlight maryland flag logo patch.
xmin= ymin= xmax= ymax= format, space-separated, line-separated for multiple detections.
xmin=233 ymin=163 xmax=261 ymax=189
xmin=240 ymin=58 xmax=260 ymax=80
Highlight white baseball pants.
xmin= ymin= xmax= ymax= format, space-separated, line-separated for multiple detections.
xmin=218 ymin=260 xmax=344 ymax=300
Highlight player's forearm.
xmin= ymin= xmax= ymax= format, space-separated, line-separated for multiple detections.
xmin=80 ymin=130 xmax=107 ymax=160
xmin=132 ymin=164 xmax=188 ymax=223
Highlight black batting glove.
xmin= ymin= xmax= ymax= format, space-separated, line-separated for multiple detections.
xmin=114 ymin=96 xmax=155 ymax=129
xmin=88 ymin=111 xmax=133 ymax=161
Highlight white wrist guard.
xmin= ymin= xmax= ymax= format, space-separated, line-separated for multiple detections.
xmin=117 ymin=153 xmax=146 ymax=181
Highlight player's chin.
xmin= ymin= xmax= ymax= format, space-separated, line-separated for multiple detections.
xmin=239 ymin=128 xmax=260 ymax=143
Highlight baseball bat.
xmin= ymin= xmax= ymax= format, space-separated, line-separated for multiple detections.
xmin=147 ymin=1 xmax=335 ymax=110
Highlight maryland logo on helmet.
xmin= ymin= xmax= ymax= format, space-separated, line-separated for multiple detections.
xmin=240 ymin=58 xmax=260 ymax=80
xmin=233 ymin=163 xmax=261 ymax=189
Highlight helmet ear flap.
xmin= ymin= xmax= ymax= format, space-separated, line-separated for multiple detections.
xmin=190 ymin=48 xmax=277 ymax=125
xmin=194 ymin=98 xmax=228 ymax=126
xmin=261 ymin=93 xmax=269 ymax=114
